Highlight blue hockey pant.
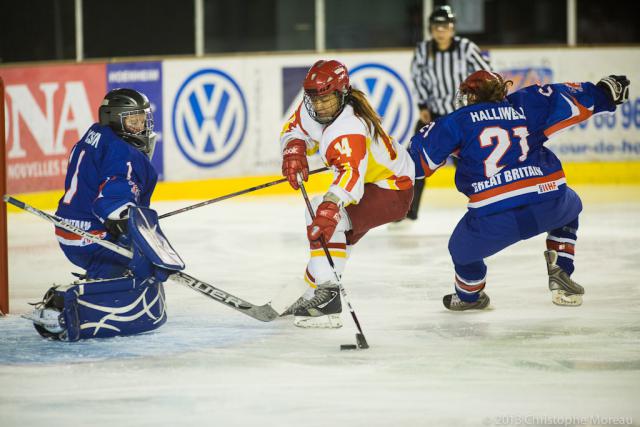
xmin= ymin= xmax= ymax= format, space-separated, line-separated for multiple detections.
xmin=448 ymin=188 xmax=582 ymax=302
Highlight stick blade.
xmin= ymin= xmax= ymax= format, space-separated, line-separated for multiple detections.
xmin=356 ymin=333 xmax=369 ymax=349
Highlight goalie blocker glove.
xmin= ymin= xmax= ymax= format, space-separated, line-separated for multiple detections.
xmin=104 ymin=204 xmax=133 ymax=239
xmin=596 ymin=75 xmax=630 ymax=105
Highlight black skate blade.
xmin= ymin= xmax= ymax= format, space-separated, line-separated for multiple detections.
xmin=356 ymin=333 xmax=369 ymax=349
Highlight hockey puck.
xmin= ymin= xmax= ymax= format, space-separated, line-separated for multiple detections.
xmin=340 ymin=344 xmax=358 ymax=350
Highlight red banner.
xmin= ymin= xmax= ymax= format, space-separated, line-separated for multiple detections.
xmin=1 ymin=63 xmax=106 ymax=193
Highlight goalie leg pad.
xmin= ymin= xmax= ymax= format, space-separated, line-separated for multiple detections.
xmin=29 ymin=276 xmax=167 ymax=341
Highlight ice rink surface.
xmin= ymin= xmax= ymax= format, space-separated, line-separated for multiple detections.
xmin=1 ymin=185 xmax=639 ymax=427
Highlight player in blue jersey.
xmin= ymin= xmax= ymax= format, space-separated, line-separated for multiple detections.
xmin=55 ymin=88 xmax=159 ymax=278
xmin=409 ymin=71 xmax=630 ymax=310
xmin=27 ymin=89 xmax=184 ymax=341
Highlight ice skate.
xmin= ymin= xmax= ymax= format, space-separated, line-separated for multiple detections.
xmin=443 ymin=291 xmax=490 ymax=311
xmin=544 ymin=250 xmax=584 ymax=306
xmin=24 ymin=308 xmax=64 ymax=339
xmin=23 ymin=287 xmax=65 ymax=340
xmin=292 ymin=284 xmax=343 ymax=328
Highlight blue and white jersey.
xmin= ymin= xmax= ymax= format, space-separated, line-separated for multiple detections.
xmin=55 ymin=124 xmax=157 ymax=254
xmin=410 ymin=82 xmax=615 ymax=216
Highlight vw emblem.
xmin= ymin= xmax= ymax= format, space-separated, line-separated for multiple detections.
xmin=349 ymin=63 xmax=413 ymax=145
xmin=172 ymin=69 xmax=248 ymax=167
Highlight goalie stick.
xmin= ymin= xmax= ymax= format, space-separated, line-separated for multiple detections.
xmin=3 ymin=195 xmax=279 ymax=322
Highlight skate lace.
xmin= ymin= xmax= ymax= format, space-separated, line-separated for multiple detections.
xmin=449 ymin=294 xmax=464 ymax=307
xmin=449 ymin=293 xmax=487 ymax=308
xmin=284 ymin=287 xmax=335 ymax=314
xmin=28 ymin=287 xmax=58 ymax=309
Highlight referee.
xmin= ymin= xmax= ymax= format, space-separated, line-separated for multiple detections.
xmin=403 ymin=5 xmax=492 ymax=223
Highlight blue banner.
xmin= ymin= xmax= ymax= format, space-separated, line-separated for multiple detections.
xmin=106 ymin=62 xmax=164 ymax=179
xmin=282 ymin=67 xmax=308 ymax=116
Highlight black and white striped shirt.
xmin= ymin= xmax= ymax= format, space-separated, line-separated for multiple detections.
xmin=411 ymin=36 xmax=492 ymax=116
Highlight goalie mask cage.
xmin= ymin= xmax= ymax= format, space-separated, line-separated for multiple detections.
xmin=1 ymin=77 xmax=8 ymax=315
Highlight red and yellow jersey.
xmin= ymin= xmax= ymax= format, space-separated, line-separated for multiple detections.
xmin=280 ymin=103 xmax=414 ymax=205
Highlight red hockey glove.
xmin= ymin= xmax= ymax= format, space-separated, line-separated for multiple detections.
xmin=307 ymin=201 xmax=340 ymax=248
xmin=282 ymin=139 xmax=309 ymax=190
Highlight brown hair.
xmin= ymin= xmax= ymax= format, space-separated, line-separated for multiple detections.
xmin=348 ymin=88 xmax=387 ymax=142
xmin=468 ymin=79 xmax=513 ymax=104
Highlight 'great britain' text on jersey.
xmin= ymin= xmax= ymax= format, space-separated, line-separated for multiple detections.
xmin=471 ymin=165 xmax=544 ymax=192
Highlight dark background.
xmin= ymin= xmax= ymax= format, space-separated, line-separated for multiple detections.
xmin=1 ymin=0 xmax=638 ymax=63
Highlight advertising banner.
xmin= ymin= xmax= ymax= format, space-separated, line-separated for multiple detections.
xmin=3 ymin=47 xmax=638 ymax=192
xmin=106 ymin=62 xmax=164 ymax=179
xmin=491 ymin=47 xmax=640 ymax=161
xmin=162 ymin=52 xmax=418 ymax=182
xmin=1 ymin=63 xmax=106 ymax=193
xmin=162 ymin=47 xmax=639 ymax=183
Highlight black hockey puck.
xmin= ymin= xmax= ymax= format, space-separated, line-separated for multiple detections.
xmin=340 ymin=344 xmax=358 ymax=350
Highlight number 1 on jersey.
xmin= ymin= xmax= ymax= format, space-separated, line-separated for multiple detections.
xmin=62 ymin=150 xmax=86 ymax=205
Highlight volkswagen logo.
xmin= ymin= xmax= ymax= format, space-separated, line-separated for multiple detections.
xmin=349 ymin=63 xmax=413 ymax=146
xmin=172 ymin=69 xmax=248 ymax=167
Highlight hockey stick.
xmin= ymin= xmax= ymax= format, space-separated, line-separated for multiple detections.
xmin=297 ymin=178 xmax=370 ymax=349
xmin=158 ymin=167 xmax=329 ymax=220
xmin=3 ymin=195 xmax=279 ymax=322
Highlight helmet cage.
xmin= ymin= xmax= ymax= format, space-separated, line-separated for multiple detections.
xmin=116 ymin=108 xmax=156 ymax=157
xmin=119 ymin=108 xmax=154 ymax=138
xmin=303 ymin=90 xmax=348 ymax=125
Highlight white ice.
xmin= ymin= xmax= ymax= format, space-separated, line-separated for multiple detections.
xmin=1 ymin=186 xmax=639 ymax=427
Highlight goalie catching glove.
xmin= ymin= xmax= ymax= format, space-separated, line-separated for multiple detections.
xmin=597 ymin=75 xmax=630 ymax=105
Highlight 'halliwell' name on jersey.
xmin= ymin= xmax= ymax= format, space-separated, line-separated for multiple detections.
xmin=470 ymin=106 xmax=526 ymax=123
xmin=471 ymin=165 xmax=544 ymax=193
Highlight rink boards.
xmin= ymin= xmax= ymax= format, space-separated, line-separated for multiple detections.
xmin=1 ymin=46 xmax=639 ymax=207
